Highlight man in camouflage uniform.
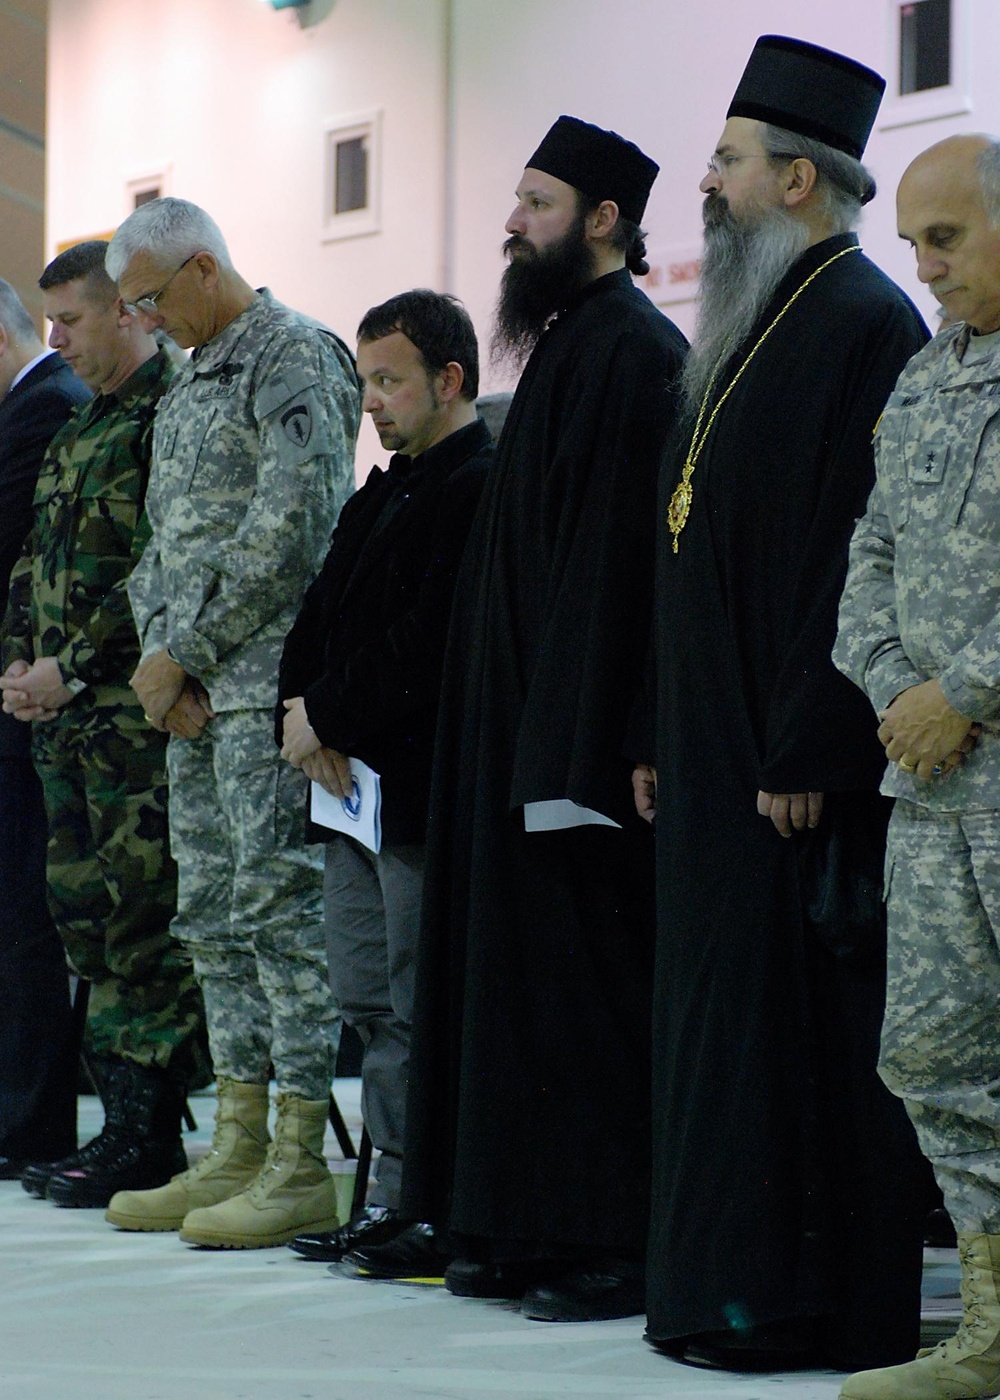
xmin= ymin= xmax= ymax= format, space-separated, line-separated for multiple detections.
xmin=104 ymin=198 xmax=360 ymax=1249
xmin=0 ymin=241 xmax=208 ymax=1210
xmin=835 ymin=134 xmax=1000 ymax=1400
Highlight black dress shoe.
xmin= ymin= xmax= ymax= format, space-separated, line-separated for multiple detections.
xmin=443 ymin=1257 xmax=572 ymax=1300
xmin=521 ymin=1266 xmax=645 ymax=1321
xmin=339 ymin=1223 xmax=450 ymax=1279
xmin=290 ymin=1206 xmax=403 ymax=1261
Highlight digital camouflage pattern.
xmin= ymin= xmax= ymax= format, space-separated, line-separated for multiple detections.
xmin=128 ymin=289 xmax=360 ymax=711
xmin=0 ymin=347 xmax=209 ymax=1083
xmin=835 ymin=323 xmax=1000 ymax=810
xmin=166 ymin=710 xmax=340 ymax=1100
xmin=836 ymin=324 xmax=1000 ymax=1233
xmin=126 ymin=291 xmax=359 ymax=1095
xmin=881 ymin=801 xmax=1000 ymax=1232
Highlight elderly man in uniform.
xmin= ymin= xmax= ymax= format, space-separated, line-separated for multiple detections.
xmin=0 ymin=278 xmax=89 ymax=1179
xmin=102 ymin=198 xmax=359 ymax=1249
xmin=399 ymin=117 xmax=687 ymax=1321
xmin=637 ymin=37 xmax=930 ymax=1372
xmin=835 ymin=134 xmax=1000 ymax=1400
xmin=0 ymin=242 xmax=208 ymax=1209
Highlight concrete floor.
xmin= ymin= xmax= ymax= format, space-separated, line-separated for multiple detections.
xmin=0 ymin=1083 xmax=961 ymax=1400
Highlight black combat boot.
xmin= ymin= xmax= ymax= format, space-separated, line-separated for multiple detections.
xmin=42 ymin=1060 xmax=188 ymax=1209
xmin=21 ymin=1056 xmax=125 ymax=1199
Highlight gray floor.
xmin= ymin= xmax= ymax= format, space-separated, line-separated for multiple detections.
xmin=0 ymin=1083 xmax=961 ymax=1400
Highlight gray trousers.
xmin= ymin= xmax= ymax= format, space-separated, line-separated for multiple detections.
xmin=167 ymin=710 xmax=340 ymax=1100
xmin=880 ymin=799 xmax=1000 ymax=1232
xmin=323 ymin=835 xmax=424 ymax=1208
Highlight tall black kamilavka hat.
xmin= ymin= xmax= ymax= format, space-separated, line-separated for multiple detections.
xmin=728 ymin=35 xmax=886 ymax=160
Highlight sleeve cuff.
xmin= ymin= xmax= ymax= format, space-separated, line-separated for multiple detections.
xmin=939 ymin=667 xmax=1000 ymax=724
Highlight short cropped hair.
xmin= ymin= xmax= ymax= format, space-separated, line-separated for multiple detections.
xmin=39 ymin=240 xmax=117 ymax=304
xmin=357 ymin=289 xmax=479 ymax=401
xmin=105 ymin=197 xmax=232 ymax=281
xmin=978 ymin=141 xmax=1000 ymax=227
xmin=0 ymin=279 xmax=39 ymax=342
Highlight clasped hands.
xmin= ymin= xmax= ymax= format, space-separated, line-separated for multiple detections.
xmin=877 ymin=678 xmax=980 ymax=782
xmin=130 ymin=649 xmax=214 ymax=739
xmin=280 ymin=696 xmax=353 ymax=799
xmin=0 ymin=656 xmax=73 ymax=721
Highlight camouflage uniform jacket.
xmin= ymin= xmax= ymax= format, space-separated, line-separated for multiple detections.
xmin=2 ymin=346 xmax=174 ymax=708
xmin=834 ymin=322 xmax=1000 ymax=810
xmin=128 ymin=289 xmax=359 ymax=711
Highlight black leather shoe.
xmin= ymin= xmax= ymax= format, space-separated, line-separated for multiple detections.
xmin=521 ymin=1266 xmax=645 ymax=1321
xmin=444 ymin=1257 xmax=566 ymax=1300
xmin=339 ymin=1223 xmax=450 ymax=1280
xmin=290 ymin=1206 xmax=403 ymax=1261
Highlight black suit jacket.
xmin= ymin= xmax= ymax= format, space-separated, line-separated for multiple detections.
xmin=277 ymin=417 xmax=493 ymax=845
xmin=0 ymin=353 xmax=91 ymax=758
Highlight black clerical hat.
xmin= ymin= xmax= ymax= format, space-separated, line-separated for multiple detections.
xmin=525 ymin=116 xmax=658 ymax=224
xmin=727 ymin=36 xmax=885 ymax=160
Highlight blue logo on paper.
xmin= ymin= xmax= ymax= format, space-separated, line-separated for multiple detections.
xmin=341 ymin=778 xmax=362 ymax=822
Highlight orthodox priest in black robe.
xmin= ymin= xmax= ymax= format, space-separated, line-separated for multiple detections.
xmin=399 ymin=117 xmax=687 ymax=1322
xmin=640 ymin=38 xmax=932 ymax=1373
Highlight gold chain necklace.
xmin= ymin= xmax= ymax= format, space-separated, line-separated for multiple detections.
xmin=667 ymin=243 xmax=861 ymax=553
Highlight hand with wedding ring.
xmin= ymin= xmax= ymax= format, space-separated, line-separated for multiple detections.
xmin=878 ymin=679 xmax=980 ymax=781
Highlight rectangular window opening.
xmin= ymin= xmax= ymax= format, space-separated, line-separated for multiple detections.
xmin=900 ymin=0 xmax=951 ymax=94
xmin=322 ymin=111 xmax=380 ymax=242
xmin=334 ymin=136 xmax=368 ymax=215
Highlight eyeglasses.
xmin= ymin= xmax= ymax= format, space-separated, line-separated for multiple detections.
xmin=123 ymin=253 xmax=198 ymax=317
xmin=705 ymin=151 xmax=800 ymax=177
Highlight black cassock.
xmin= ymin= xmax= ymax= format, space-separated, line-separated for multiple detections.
xmin=400 ymin=269 xmax=687 ymax=1261
xmin=648 ymin=234 xmax=931 ymax=1366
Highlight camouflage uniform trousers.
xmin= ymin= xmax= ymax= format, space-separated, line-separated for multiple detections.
xmin=166 ymin=708 xmax=340 ymax=1100
xmin=31 ymin=698 xmax=209 ymax=1088
xmin=880 ymin=798 xmax=1000 ymax=1232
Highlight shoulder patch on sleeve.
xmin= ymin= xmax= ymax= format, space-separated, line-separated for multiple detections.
xmin=256 ymin=364 xmax=320 ymax=420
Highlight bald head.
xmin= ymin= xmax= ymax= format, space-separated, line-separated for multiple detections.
xmin=897 ymin=134 xmax=1000 ymax=334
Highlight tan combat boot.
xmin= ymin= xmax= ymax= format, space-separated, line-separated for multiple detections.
xmin=105 ymin=1079 xmax=270 ymax=1232
xmin=178 ymin=1093 xmax=340 ymax=1249
xmin=840 ymin=1233 xmax=1000 ymax=1400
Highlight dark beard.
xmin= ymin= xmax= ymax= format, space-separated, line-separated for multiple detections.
xmin=680 ymin=192 xmax=811 ymax=423
xmin=490 ymin=212 xmax=596 ymax=373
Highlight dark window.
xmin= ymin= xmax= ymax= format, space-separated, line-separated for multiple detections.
xmin=900 ymin=0 xmax=951 ymax=94
xmin=334 ymin=136 xmax=368 ymax=215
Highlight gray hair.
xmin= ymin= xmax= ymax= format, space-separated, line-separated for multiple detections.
xmin=977 ymin=141 xmax=1000 ymax=226
xmin=0 ymin=279 xmax=39 ymax=343
xmin=105 ymin=197 xmax=233 ymax=281
xmin=760 ymin=123 xmax=876 ymax=235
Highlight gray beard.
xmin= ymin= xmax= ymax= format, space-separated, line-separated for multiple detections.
xmin=681 ymin=199 xmax=812 ymax=420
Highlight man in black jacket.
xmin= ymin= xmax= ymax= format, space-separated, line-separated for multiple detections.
xmin=0 ymin=278 xmax=90 ymax=1176
xmin=277 ymin=290 xmax=492 ymax=1267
